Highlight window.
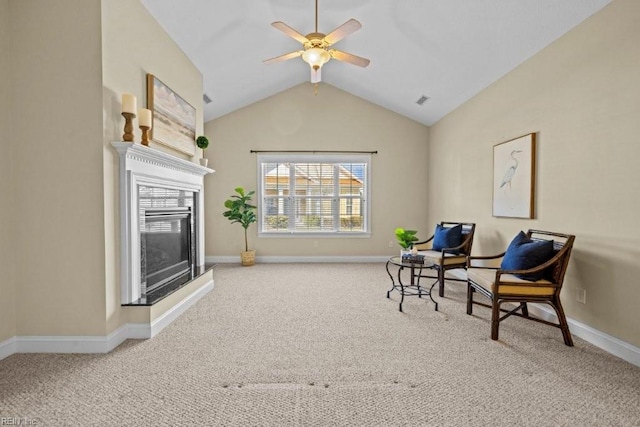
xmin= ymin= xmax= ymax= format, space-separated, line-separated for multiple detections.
xmin=258 ymin=154 xmax=371 ymax=236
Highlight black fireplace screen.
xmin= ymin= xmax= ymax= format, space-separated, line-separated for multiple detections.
xmin=139 ymin=186 xmax=196 ymax=295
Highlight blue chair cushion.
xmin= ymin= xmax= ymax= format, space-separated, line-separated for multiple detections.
xmin=432 ymin=224 xmax=463 ymax=251
xmin=501 ymin=231 xmax=555 ymax=280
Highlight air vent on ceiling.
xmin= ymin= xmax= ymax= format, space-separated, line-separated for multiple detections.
xmin=203 ymin=93 xmax=212 ymax=104
xmin=416 ymin=95 xmax=430 ymax=106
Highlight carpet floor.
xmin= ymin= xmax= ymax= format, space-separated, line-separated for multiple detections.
xmin=1 ymin=263 xmax=639 ymax=426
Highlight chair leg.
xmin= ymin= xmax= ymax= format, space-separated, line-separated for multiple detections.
xmin=438 ymin=267 xmax=445 ymax=297
xmin=491 ymin=297 xmax=501 ymax=340
xmin=551 ymin=296 xmax=574 ymax=347
xmin=466 ymin=283 xmax=474 ymax=315
xmin=520 ymin=302 xmax=529 ymax=317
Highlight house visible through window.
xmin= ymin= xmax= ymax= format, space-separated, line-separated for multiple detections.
xmin=257 ymin=154 xmax=370 ymax=236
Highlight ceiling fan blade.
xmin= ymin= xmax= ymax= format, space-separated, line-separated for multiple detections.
xmin=263 ymin=50 xmax=303 ymax=65
xmin=310 ymin=67 xmax=322 ymax=83
xmin=330 ymin=50 xmax=370 ymax=68
xmin=324 ymin=19 xmax=362 ymax=45
xmin=271 ymin=21 xmax=309 ymax=44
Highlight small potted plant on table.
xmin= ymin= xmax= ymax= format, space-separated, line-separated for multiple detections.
xmin=395 ymin=228 xmax=419 ymax=257
xmin=223 ymin=187 xmax=257 ymax=266
xmin=196 ymin=135 xmax=209 ymax=167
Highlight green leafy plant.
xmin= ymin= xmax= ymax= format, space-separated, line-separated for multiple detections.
xmin=196 ymin=135 xmax=209 ymax=151
xmin=395 ymin=228 xmax=419 ymax=249
xmin=223 ymin=187 xmax=257 ymax=252
xmin=196 ymin=135 xmax=209 ymax=150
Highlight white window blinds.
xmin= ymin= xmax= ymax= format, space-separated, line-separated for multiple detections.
xmin=258 ymin=154 xmax=370 ymax=235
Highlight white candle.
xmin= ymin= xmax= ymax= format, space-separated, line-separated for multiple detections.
xmin=122 ymin=93 xmax=136 ymax=114
xmin=138 ymin=108 xmax=152 ymax=128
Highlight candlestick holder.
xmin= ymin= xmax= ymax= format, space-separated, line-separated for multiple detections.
xmin=140 ymin=125 xmax=150 ymax=146
xmin=122 ymin=112 xmax=136 ymax=142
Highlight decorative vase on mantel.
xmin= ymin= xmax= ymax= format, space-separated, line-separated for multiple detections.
xmin=199 ymin=158 xmax=209 ymax=167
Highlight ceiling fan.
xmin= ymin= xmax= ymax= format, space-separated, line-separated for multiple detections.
xmin=263 ymin=0 xmax=370 ymax=85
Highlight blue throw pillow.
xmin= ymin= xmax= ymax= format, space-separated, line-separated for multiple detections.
xmin=500 ymin=231 xmax=555 ymax=280
xmin=432 ymin=223 xmax=463 ymax=251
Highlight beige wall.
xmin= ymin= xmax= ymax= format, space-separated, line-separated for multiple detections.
xmin=0 ymin=0 xmax=16 ymax=343
xmin=204 ymin=83 xmax=430 ymax=257
xmin=0 ymin=0 xmax=205 ymax=342
xmin=429 ymin=0 xmax=640 ymax=347
xmin=9 ymin=0 xmax=107 ymax=335
xmin=101 ymin=0 xmax=204 ymax=333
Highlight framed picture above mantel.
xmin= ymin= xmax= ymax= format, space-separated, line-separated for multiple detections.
xmin=492 ymin=132 xmax=536 ymax=219
xmin=146 ymin=73 xmax=196 ymax=156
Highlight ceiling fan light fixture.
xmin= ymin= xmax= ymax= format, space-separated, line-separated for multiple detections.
xmin=310 ymin=67 xmax=321 ymax=84
xmin=302 ymin=47 xmax=331 ymax=69
xmin=265 ymin=0 xmax=368 ymax=88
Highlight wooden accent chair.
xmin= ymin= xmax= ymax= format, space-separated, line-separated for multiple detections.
xmin=414 ymin=222 xmax=476 ymax=297
xmin=466 ymin=230 xmax=576 ymax=346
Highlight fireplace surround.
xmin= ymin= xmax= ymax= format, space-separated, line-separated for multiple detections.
xmin=112 ymin=142 xmax=213 ymax=304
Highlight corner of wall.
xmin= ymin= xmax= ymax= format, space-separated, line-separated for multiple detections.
xmin=0 ymin=0 xmax=16 ymax=344
xmin=102 ymin=0 xmax=204 ymax=336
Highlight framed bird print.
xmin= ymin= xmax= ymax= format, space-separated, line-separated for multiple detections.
xmin=492 ymin=133 xmax=536 ymax=218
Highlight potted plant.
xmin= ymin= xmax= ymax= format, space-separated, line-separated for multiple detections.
xmin=196 ymin=135 xmax=209 ymax=167
xmin=223 ymin=187 xmax=257 ymax=266
xmin=395 ymin=228 xmax=419 ymax=256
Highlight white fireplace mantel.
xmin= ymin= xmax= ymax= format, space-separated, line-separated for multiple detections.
xmin=112 ymin=142 xmax=214 ymax=304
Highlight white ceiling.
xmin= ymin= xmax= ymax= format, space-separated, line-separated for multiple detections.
xmin=140 ymin=0 xmax=611 ymax=126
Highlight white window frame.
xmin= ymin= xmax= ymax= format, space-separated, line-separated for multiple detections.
xmin=257 ymin=154 xmax=371 ymax=238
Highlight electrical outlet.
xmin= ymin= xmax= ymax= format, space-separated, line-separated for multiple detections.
xmin=576 ymin=288 xmax=586 ymax=304
xmin=388 ymin=241 xmax=394 ymax=248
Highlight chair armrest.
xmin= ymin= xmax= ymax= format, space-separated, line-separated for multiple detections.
xmin=438 ymin=231 xmax=475 ymax=255
xmin=415 ymin=234 xmax=471 ymax=255
xmin=413 ymin=235 xmax=434 ymax=250
xmin=441 ymin=242 xmax=467 ymax=255
xmin=467 ymin=253 xmax=506 ymax=269
xmin=493 ymin=250 xmax=567 ymax=287
xmin=494 ymin=255 xmax=561 ymax=286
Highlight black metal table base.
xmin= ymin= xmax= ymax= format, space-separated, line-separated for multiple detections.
xmin=386 ymin=258 xmax=438 ymax=312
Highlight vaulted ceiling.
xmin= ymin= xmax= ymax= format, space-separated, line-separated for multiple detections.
xmin=140 ymin=0 xmax=611 ymax=126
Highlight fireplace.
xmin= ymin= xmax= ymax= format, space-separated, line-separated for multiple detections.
xmin=141 ymin=206 xmax=193 ymax=294
xmin=112 ymin=142 xmax=213 ymax=305
xmin=139 ymin=185 xmax=197 ymax=297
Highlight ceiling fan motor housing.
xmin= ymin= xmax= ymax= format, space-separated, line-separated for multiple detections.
xmin=304 ymin=33 xmax=329 ymax=50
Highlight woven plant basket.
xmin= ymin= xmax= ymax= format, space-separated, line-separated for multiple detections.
xmin=241 ymin=250 xmax=255 ymax=266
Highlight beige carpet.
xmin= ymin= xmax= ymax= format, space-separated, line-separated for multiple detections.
xmin=1 ymin=263 xmax=639 ymax=426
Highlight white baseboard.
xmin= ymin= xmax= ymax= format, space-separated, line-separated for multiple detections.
xmin=148 ymin=279 xmax=214 ymax=338
xmin=0 ymin=337 xmax=16 ymax=361
xmin=125 ymin=278 xmax=215 ymax=340
xmin=0 ymin=279 xmax=213 ymax=360
xmin=446 ymin=269 xmax=640 ymax=367
xmin=14 ymin=327 xmax=131 ymax=354
xmin=525 ymin=303 xmax=640 ymax=367
xmin=206 ymin=255 xmax=389 ymax=264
